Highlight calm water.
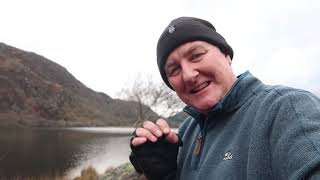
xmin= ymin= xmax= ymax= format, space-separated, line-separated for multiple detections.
xmin=0 ymin=127 xmax=134 ymax=178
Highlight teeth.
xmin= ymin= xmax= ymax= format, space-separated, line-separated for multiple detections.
xmin=192 ymin=82 xmax=209 ymax=93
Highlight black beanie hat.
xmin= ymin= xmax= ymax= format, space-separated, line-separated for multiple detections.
xmin=156 ymin=17 xmax=234 ymax=89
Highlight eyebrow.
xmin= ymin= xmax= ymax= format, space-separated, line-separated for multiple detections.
xmin=165 ymin=44 xmax=206 ymax=70
xmin=184 ymin=44 xmax=206 ymax=57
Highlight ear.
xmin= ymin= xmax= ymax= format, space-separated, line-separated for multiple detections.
xmin=225 ymin=55 xmax=232 ymax=65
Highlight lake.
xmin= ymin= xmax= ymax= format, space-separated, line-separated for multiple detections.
xmin=0 ymin=127 xmax=135 ymax=178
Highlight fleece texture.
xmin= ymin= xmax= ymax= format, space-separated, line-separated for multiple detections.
xmin=177 ymin=71 xmax=320 ymax=180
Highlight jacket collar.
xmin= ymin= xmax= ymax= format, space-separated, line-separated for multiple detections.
xmin=183 ymin=71 xmax=264 ymax=120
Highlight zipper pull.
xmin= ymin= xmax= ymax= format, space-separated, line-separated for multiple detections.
xmin=194 ymin=134 xmax=203 ymax=155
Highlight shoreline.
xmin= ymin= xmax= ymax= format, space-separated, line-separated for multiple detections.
xmin=0 ymin=125 xmax=179 ymax=135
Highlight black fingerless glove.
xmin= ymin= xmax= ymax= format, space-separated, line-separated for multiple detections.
xmin=129 ymin=135 xmax=183 ymax=180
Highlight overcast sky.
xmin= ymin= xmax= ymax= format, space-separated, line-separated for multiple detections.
xmin=1 ymin=0 xmax=319 ymax=97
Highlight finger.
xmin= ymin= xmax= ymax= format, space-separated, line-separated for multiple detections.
xmin=135 ymin=127 xmax=158 ymax=142
xmin=156 ymin=119 xmax=171 ymax=135
xmin=131 ymin=137 xmax=147 ymax=146
xmin=165 ymin=132 xmax=179 ymax=144
xmin=143 ymin=120 xmax=163 ymax=137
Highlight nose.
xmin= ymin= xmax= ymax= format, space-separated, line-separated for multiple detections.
xmin=181 ymin=62 xmax=199 ymax=84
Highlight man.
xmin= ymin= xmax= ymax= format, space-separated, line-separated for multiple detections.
xmin=129 ymin=17 xmax=320 ymax=180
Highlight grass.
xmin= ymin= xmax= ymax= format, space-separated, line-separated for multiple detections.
xmin=0 ymin=175 xmax=68 ymax=180
xmin=100 ymin=163 xmax=146 ymax=180
xmin=73 ymin=166 xmax=98 ymax=180
xmin=0 ymin=163 xmax=145 ymax=180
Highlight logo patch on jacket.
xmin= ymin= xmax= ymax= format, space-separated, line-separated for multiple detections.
xmin=223 ymin=151 xmax=233 ymax=160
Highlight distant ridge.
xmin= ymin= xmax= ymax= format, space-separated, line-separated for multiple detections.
xmin=0 ymin=42 xmax=158 ymax=127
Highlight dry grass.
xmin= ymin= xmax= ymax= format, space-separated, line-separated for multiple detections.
xmin=0 ymin=163 xmax=143 ymax=180
xmin=0 ymin=175 xmax=68 ymax=180
xmin=73 ymin=166 xmax=98 ymax=180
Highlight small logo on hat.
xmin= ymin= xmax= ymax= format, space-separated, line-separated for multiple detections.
xmin=168 ymin=25 xmax=175 ymax=33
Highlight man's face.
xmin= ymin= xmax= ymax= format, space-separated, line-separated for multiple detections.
xmin=164 ymin=41 xmax=237 ymax=113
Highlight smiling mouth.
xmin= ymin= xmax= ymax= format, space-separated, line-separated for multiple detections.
xmin=191 ymin=81 xmax=210 ymax=93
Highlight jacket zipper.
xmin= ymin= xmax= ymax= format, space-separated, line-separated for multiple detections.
xmin=192 ymin=117 xmax=208 ymax=169
xmin=194 ymin=134 xmax=203 ymax=155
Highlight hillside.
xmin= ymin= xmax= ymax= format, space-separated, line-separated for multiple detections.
xmin=0 ymin=42 xmax=159 ymax=127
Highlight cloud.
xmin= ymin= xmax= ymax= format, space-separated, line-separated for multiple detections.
xmin=250 ymin=47 xmax=320 ymax=93
xmin=0 ymin=0 xmax=319 ymax=97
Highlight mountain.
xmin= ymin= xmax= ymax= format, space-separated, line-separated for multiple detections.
xmin=0 ymin=42 xmax=158 ymax=127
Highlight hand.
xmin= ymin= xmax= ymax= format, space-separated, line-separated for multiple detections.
xmin=129 ymin=119 xmax=182 ymax=180
xmin=131 ymin=118 xmax=179 ymax=146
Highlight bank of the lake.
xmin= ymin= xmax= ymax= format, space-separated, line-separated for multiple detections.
xmin=72 ymin=162 xmax=146 ymax=180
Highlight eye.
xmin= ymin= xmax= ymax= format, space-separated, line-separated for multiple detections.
xmin=190 ymin=50 xmax=206 ymax=61
xmin=166 ymin=65 xmax=180 ymax=77
xmin=191 ymin=53 xmax=203 ymax=60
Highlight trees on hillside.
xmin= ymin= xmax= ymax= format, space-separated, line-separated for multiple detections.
xmin=118 ymin=74 xmax=184 ymax=126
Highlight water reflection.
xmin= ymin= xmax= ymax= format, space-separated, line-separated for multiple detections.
xmin=0 ymin=127 xmax=132 ymax=178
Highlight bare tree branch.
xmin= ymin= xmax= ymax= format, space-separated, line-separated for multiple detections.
xmin=118 ymin=74 xmax=184 ymax=126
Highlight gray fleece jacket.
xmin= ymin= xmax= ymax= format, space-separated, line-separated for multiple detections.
xmin=177 ymin=71 xmax=320 ymax=180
